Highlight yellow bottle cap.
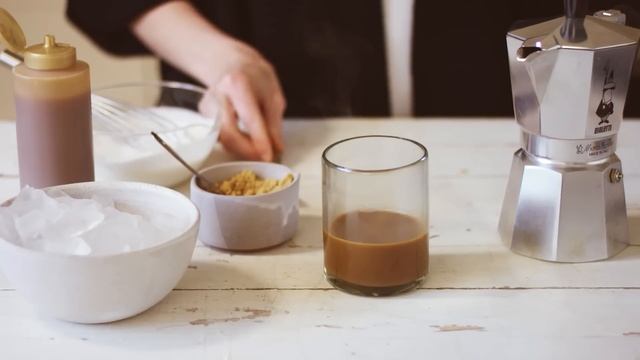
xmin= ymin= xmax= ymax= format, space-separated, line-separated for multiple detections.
xmin=0 ymin=7 xmax=27 ymax=54
xmin=24 ymin=35 xmax=76 ymax=70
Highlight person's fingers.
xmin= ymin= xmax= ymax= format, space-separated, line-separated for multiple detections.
xmin=262 ymin=84 xmax=286 ymax=154
xmin=217 ymin=95 xmax=260 ymax=160
xmin=220 ymin=73 xmax=273 ymax=162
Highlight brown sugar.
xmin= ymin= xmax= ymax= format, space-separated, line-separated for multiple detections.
xmin=210 ymin=170 xmax=294 ymax=196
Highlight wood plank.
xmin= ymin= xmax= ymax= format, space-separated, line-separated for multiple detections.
xmin=0 ymin=288 xmax=639 ymax=359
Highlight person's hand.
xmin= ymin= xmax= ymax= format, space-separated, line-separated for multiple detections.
xmin=212 ymin=42 xmax=285 ymax=162
xmin=131 ymin=1 xmax=285 ymax=162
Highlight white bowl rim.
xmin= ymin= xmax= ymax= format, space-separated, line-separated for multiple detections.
xmin=0 ymin=181 xmax=200 ymax=260
xmin=93 ymin=81 xmax=207 ymax=94
xmin=191 ymin=161 xmax=300 ymax=199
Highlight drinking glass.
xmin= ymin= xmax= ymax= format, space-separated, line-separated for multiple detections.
xmin=322 ymin=135 xmax=429 ymax=296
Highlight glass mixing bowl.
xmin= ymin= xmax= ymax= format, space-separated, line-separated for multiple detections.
xmin=92 ymin=82 xmax=221 ymax=187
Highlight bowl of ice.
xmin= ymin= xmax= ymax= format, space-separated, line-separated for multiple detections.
xmin=0 ymin=182 xmax=199 ymax=323
xmin=92 ymin=81 xmax=221 ymax=187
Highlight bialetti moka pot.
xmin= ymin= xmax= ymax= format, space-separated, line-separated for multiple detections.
xmin=499 ymin=0 xmax=640 ymax=262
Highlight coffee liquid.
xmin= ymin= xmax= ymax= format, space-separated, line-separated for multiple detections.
xmin=324 ymin=210 xmax=428 ymax=295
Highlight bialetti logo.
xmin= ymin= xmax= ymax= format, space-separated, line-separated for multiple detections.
xmin=594 ymin=67 xmax=615 ymax=134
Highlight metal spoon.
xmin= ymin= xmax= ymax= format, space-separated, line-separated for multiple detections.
xmin=150 ymin=131 xmax=214 ymax=190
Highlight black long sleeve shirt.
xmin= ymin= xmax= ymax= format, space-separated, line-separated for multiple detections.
xmin=67 ymin=0 xmax=640 ymax=117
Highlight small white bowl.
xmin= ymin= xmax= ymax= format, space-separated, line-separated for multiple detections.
xmin=0 ymin=181 xmax=199 ymax=324
xmin=190 ymin=162 xmax=300 ymax=251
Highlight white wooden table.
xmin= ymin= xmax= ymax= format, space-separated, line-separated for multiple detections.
xmin=0 ymin=119 xmax=639 ymax=359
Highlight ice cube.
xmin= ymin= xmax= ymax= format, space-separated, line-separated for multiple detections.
xmin=9 ymin=187 xmax=60 ymax=218
xmin=2 ymin=187 xmax=171 ymax=256
xmin=74 ymin=237 xmax=92 ymax=256
xmin=137 ymin=215 xmax=167 ymax=249
xmin=37 ymin=236 xmax=92 ymax=256
xmin=83 ymin=206 xmax=144 ymax=254
xmin=14 ymin=210 xmax=51 ymax=240
xmin=0 ymin=207 xmax=19 ymax=245
xmin=42 ymin=198 xmax=105 ymax=239
xmin=90 ymin=194 xmax=114 ymax=208
xmin=10 ymin=187 xmax=64 ymax=241
xmin=148 ymin=211 xmax=180 ymax=233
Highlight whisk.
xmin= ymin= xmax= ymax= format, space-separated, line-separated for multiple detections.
xmin=91 ymin=93 xmax=175 ymax=135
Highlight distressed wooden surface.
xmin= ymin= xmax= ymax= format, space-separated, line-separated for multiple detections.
xmin=1 ymin=289 xmax=640 ymax=359
xmin=0 ymin=119 xmax=639 ymax=359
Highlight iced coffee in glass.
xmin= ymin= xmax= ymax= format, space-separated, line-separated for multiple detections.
xmin=322 ymin=135 xmax=429 ymax=296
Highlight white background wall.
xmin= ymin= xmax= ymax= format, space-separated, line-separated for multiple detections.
xmin=0 ymin=0 xmax=159 ymax=119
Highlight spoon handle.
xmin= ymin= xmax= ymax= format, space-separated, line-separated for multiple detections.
xmin=150 ymin=131 xmax=212 ymax=188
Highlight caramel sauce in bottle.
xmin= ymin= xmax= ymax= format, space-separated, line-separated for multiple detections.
xmin=12 ymin=35 xmax=94 ymax=188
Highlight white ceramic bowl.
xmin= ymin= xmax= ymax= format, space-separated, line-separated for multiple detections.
xmin=0 ymin=182 xmax=199 ymax=324
xmin=190 ymin=162 xmax=300 ymax=250
xmin=92 ymin=82 xmax=221 ymax=187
